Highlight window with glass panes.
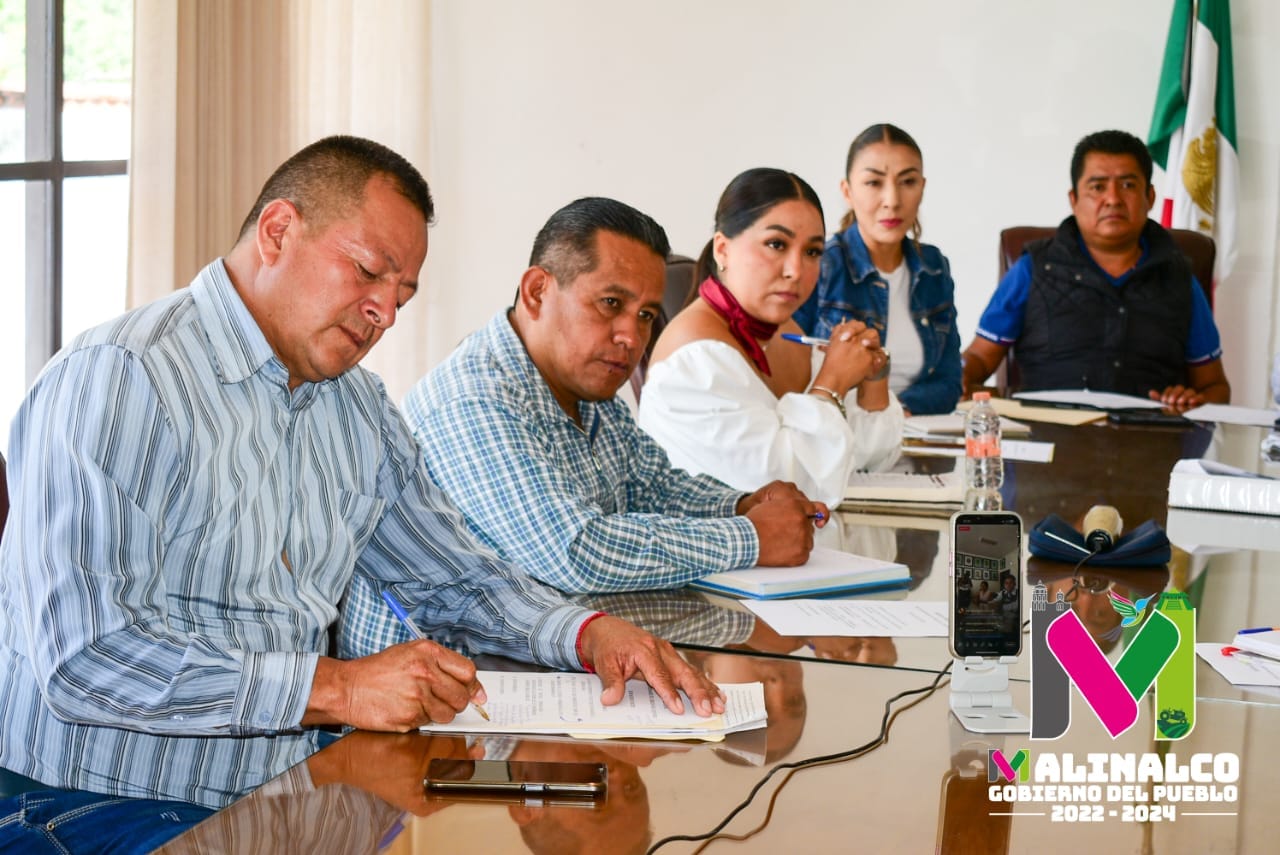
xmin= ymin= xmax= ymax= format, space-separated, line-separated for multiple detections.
xmin=0 ymin=0 xmax=132 ymax=451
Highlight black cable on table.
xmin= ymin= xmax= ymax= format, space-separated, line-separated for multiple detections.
xmin=645 ymin=660 xmax=954 ymax=854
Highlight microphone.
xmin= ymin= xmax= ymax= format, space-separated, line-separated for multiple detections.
xmin=1083 ymin=505 xmax=1124 ymax=552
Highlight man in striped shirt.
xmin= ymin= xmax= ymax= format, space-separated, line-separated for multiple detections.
xmin=0 ymin=137 xmax=720 ymax=853
xmin=377 ymin=198 xmax=825 ymax=605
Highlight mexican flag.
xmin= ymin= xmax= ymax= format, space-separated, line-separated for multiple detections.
xmin=1148 ymin=0 xmax=1238 ymax=284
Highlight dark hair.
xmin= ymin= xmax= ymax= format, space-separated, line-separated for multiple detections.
xmin=693 ymin=168 xmax=824 ymax=286
xmin=528 ymin=197 xmax=670 ymax=286
xmin=838 ymin=123 xmax=924 ymax=234
xmin=1070 ymin=130 xmax=1154 ymax=192
xmin=236 ymin=135 xmax=434 ymax=244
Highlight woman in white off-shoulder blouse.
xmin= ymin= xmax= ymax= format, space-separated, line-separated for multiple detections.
xmin=638 ymin=167 xmax=902 ymax=507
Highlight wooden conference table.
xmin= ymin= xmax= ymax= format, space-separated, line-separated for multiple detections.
xmin=161 ymin=419 xmax=1280 ymax=853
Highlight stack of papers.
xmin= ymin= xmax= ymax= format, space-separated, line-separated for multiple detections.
xmin=744 ymin=599 xmax=947 ymax=637
xmin=1013 ymin=389 xmax=1164 ymax=410
xmin=419 ymin=671 xmax=766 ymax=742
xmin=690 ymin=546 xmax=909 ymax=599
xmin=904 ymin=413 xmax=1031 ymax=439
xmin=841 ymin=469 xmax=964 ymax=516
xmin=1232 ymin=628 xmax=1280 ymax=659
xmin=1168 ymin=458 xmax=1280 ymax=516
xmin=1196 ymin=641 xmax=1280 ymax=688
xmin=960 ymin=397 xmax=1106 ymax=426
xmin=1181 ymin=404 xmax=1280 ymax=428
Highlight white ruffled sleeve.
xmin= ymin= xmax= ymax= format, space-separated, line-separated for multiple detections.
xmin=637 ymin=340 xmax=902 ymax=507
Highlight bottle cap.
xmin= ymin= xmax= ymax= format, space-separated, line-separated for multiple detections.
xmin=972 ymin=391 xmax=991 ymax=401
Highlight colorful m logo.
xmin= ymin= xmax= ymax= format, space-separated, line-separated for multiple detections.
xmin=1032 ymin=591 xmax=1195 ymax=741
xmin=988 ymin=749 xmax=1029 ymax=783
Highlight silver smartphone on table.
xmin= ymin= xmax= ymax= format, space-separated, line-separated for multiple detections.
xmin=424 ymin=759 xmax=607 ymax=803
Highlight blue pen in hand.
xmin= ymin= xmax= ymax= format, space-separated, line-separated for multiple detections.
xmin=380 ymin=589 xmax=490 ymax=721
xmin=781 ymin=333 xmax=830 ymax=347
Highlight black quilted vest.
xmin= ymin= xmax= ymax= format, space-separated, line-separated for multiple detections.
xmin=1015 ymin=217 xmax=1192 ymax=395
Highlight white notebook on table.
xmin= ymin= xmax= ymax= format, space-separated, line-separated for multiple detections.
xmin=689 ymin=546 xmax=909 ymax=600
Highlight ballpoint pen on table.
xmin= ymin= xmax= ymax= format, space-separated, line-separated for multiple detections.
xmin=1237 ymin=627 xmax=1280 ymax=634
xmin=380 ymin=589 xmax=491 ymax=721
xmin=903 ymin=434 xmax=967 ymax=446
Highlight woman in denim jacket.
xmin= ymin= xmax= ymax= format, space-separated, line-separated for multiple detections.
xmin=794 ymin=124 xmax=962 ymax=415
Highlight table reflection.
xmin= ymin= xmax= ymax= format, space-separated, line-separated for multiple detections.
xmin=577 ymin=587 xmax=902 ymax=671
xmin=1027 ymin=556 xmax=1169 ymax=653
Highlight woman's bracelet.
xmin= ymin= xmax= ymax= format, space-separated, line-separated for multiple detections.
xmin=809 ymin=384 xmax=847 ymax=418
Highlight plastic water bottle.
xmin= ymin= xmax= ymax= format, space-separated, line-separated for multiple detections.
xmin=964 ymin=392 xmax=1003 ymax=510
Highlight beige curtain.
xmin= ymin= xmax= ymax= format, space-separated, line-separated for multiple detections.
xmin=128 ymin=0 xmax=433 ymax=401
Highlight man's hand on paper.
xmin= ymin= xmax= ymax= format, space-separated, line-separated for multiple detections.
xmin=1149 ymin=384 xmax=1204 ymax=411
xmin=736 ymin=480 xmax=826 ymax=567
xmin=307 ymin=732 xmax=480 ymax=815
xmin=578 ymin=616 xmax=726 ymax=717
xmin=304 ymin=640 xmax=487 ymax=731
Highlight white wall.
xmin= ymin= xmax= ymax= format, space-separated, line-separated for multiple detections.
xmin=419 ymin=0 xmax=1280 ymax=406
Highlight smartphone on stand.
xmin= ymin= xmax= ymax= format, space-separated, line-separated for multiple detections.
xmin=949 ymin=511 xmax=1023 ymax=659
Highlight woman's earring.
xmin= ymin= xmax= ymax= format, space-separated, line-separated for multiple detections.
xmin=717 ymin=261 xmax=727 ymax=273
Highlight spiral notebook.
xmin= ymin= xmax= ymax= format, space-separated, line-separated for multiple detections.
xmin=689 ymin=546 xmax=909 ymax=600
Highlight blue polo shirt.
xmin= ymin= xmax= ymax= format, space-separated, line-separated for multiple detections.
xmin=976 ymin=248 xmax=1222 ymax=365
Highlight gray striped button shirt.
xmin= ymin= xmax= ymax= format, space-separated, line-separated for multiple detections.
xmin=0 ymin=261 xmax=590 ymax=808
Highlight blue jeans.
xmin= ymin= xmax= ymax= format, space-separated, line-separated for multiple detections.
xmin=0 ymin=789 xmax=213 ymax=854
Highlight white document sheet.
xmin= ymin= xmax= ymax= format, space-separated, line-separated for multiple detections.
xmin=1195 ymin=642 xmax=1280 ymax=687
xmin=1002 ymin=440 xmax=1055 ymax=463
xmin=1182 ymin=404 xmax=1279 ymax=428
xmin=744 ymin=599 xmax=948 ymax=637
xmin=418 ymin=671 xmax=766 ymax=741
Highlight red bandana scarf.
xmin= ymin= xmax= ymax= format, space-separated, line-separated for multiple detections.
xmin=698 ymin=276 xmax=778 ymax=376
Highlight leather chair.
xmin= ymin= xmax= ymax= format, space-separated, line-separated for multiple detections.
xmin=998 ymin=226 xmax=1215 ymax=304
xmin=629 ymin=253 xmax=697 ymax=402
xmin=994 ymin=225 xmax=1216 ymax=391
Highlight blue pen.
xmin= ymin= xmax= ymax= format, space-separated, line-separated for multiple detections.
xmin=1238 ymin=627 xmax=1279 ymax=634
xmin=380 ymin=589 xmax=490 ymax=721
xmin=781 ymin=333 xmax=830 ymax=347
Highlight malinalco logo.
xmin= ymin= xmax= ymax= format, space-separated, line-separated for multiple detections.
xmin=988 ymin=748 xmax=1029 ymax=783
xmin=1031 ymin=586 xmax=1195 ymax=740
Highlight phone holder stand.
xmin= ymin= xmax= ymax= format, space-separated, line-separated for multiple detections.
xmin=949 ymin=656 xmax=1029 ymax=734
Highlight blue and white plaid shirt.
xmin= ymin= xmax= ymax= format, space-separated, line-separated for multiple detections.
xmin=0 ymin=262 xmax=589 ymax=808
xmin=396 ymin=312 xmax=759 ymax=594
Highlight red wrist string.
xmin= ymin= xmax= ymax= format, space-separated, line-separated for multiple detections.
xmin=575 ymin=611 xmax=608 ymax=674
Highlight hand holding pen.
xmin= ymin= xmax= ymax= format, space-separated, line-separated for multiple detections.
xmin=735 ymin=480 xmax=827 ymax=566
xmin=381 ymin=590 xmax=491 ymax=721
xmin=793 ymin=320 xmax=892 ymax=412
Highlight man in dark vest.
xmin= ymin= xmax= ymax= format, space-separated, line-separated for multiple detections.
xmin=961 ymin=130 xmax=1230 ymax=410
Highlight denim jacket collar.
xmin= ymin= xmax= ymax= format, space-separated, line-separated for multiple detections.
xmin=837 ymin=223 xmax=943 ymax=285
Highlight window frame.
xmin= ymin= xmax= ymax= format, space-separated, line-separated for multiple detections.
xmin=0 ymin=0 xmax=129 ymax=384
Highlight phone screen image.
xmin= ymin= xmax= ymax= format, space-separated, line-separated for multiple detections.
xmin=951 ymin=512 xmax=1022 ymax=658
